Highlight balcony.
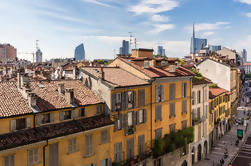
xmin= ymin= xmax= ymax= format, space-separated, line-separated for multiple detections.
xmin=192 ymin=117 xmax=201 ymax=126
xmin=125 ymin=126 xmax=135 ymax=136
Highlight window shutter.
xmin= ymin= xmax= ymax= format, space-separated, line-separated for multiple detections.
xmin=132 ymin=111 xmax=136 ymax=131
xmin=143 ymin=109 xmax=147 ymax=123
xmin=155 ymin=85 xmax=159 ymax=102
xmin=114 ymin=144 xmax=118 ymax=162
xmin=182 ymin=101 xmax=187 ymax=114
xmin=133 ymin=91 xmax=136 ymax=108
xmin=136 ymin=111 xmax=139 ymax=125
xmin=112 ymin=94 xmax=116 ymax=112
xmin=155 ymin=105 xmax=158 ymax=121
xmin=50 ymin=113 xmax=54 ymax=123
xmin=10 ymin=120 xmax=16 ymax=131
xmin=26 ymin=117 xmax=31 ymax=128
xmin=59 ymin=112 xmax=64 ymax=121
xmin=114 ymin=115 xmax=118 ymax=132
xmin=71 ymin=110 xmax=75 ymax=119
xmin=125 ymin=92 xmax=129 ymax=110
xmin=119 ymin=113 xmax=122 ymax=129
xmin=108 ymin=158 xmax=112 ymax=166
xmin=170 ymin=84 xmax=175 ymax=99
xmin=160 ymin=85 xmax=164 ymax=101
xmin=124 ymin=114 xmax=128 ymax=135
xmin=138 ymin=89 xmax=145 ymax=107
xmin=101 ymin=160 xmax=106 ymax=166
xmin=36 ymin=115 xmax=42 ymax=126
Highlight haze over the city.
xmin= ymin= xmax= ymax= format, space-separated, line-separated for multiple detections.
xmin=1 ymin=0 xmax=251 ymax=61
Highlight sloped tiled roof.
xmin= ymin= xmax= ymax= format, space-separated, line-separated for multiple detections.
xmin=209 ymin=87 xmax=229 ymax=99
xmin=0 ymin=115 xmax=113 ymax=151
xmin=82 ymin=67 xmax=149 ymax=88
xmin=30 ymin=80 xmax=102 ymax=111
xmin=0 ymin=81 xmax=33 ymax=118
xmin=119 ymin=57 xmax=194 ymax=78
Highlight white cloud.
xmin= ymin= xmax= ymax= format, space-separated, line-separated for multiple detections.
xmin=149 ymin=24 xmax=175 ymax=34
xmin=185 ymin=22 xmax=230 ymax=32
xmin=246 ymin=12 xmax=251 ymax=18
xmin=236 ymin=0 xmax=251 ymax=5
xmin=151 ymin=14 xmax=169 ymax=22
xmin=201 ymin=31 xmax=215 ymax=37
xmin=129 ymin=0 xmax=179 ymax=15
xmin=81 ymin=0 xmax=112 ymax=7
xmin=37 ymin=10 xmax=90 ymax=24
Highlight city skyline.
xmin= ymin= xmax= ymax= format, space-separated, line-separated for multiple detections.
xmin=0 ymin=0 xmax=251 ymax=61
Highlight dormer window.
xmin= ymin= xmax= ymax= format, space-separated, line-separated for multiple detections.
xmin=161 ymin=61 xmax=166 ymax=66
xmin=144 ymin=60 xmax=150 ymax=68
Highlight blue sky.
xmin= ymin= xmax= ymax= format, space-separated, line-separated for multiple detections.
xmin=1 ymin=0 xmax=251 ymax=61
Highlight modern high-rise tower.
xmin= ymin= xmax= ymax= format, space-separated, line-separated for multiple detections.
xmin=190 ymin=24 xmax=207 ymax=54
xmin=157 ymin=46 xmax=166 ymax=56
xmin=242 ymin=49 xmax=247 ymax=63
xmin=119 ymin=40 xmax=129 ymax=55
xmin=74 ymin=43 xmax=85 ymax=61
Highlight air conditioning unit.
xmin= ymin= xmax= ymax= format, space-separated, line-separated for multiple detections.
xmin=169 ymin=65 xmax=176 ymax=72
xmin=144 ymin=60 xmax=150 ymax=68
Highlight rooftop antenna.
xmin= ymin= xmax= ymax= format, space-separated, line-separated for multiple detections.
xmin=129 ymin=32 xmax=133 ymax=53
xmin=36 ymin=40 xmax=39 ymax=50
xmin=134 ymin=37 xmax=137 ymax=49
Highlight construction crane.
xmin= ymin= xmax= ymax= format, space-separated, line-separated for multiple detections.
xmin=18 ymin=52 xmax=35 ymax=63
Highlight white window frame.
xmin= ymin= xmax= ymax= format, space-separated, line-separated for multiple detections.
xmin=3 ymin=154 xmax=15 ymax=166
xmin=68 ymin=138 xmax=77 ymax=154
xmin=28 ymin=148 xmax=38 ymax=165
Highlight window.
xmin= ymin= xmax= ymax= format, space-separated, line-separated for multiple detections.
xmin=16 ymin=118 xmax=26 ymax=130
xmin=169 ymin=84 xmax=176 ymax=100
xmin=138 ymin=89 xmax=145 ymax=107
xmin=128 ymin=112 xmax=133 ymax=127
xmin=155 ymin=85 xmax=164 ymax=102
xmin=192 ymin=91 xmax=195 ymax=105
xmin=79 ymin=108 xmax=85 ymax=117
xmin=114 ymin=114 xmax=122 ymax=131
xmin=85 ymin=135 xmax=93 ymax=156
xmin=182 ymin=83 xmax=187 ymax=98
xmin=182 ymin=100 xmax=187 ymax=114
xmin=169 ymin=124 xmax=176 ymax=133
xmin=169 ymin=103 xmax=175 ymax=118
xmin=68 ymin=138 xmax=77 ymax=153
xmin=138 ymin=135 xmax=145 ymax=156
xmin=155 ymin=105 xmax=162 ymax=121
xmin=101 ymin=130 xmax=109 ymax=144
xmin=60 ymin=110 xmax=73 ymax=121
xmin=204 ymin=89 xmax=208 ymax=101
xmin=114 ymin=93 xmax=121 ymax=110
xmin=127 ymin=91 xmax=133 ymax=108
xmin=3 ymin=155 xmax=15 ymax=166
xmin=155 ymin=128 xmax=162 ymax=139
xmin=127 ymin=138 xmax=134 ymax=160
xmin=88 ymin=164 xmax=96 ymax=166
xmin=96 ymin=105 xmax=103 ymax=115
xmin=114 ymin=142 xmax=122 ymax=162
xmin=28 ymin=148 xmax=38 ymax=165
xmin=197 ymin=91 xmax=201 ymax=104
xmin=137 ymin=109 xmax=145 ymax=124
xmin=101 ymin=158 xmax=111 ymax=166
xmin=182 ymin=120 xmax=187 ymax=130
xmin=192 ymin=109 xmax=196 ymax=120
xmin=197 ymin=107 xmax=201 ymax=119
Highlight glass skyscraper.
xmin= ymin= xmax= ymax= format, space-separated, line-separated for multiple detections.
xmin=74 ymin=43 xmax=85 ymax=61
xmin=190 ymin=24 xmax=207 ymax=54
xmin=157 ymin=46 xmax=166 ymax=56
xmin=119 ymin=40 xmax=129 ymax=55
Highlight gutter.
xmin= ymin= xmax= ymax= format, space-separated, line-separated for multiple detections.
xmin=43 ymin=139 xmax=48 ymax=166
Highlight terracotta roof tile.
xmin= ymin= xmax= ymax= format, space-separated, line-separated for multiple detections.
xmin=82 ymin=67 xmax=149 ymax=87
xmin=30 ymin=80 xmax=102 ymax=111
xmin=209 ymin=87 xmax=229 ymax=99
xmin=0 ymin=115 xmax=113 ymax=151
xmin=0 ymin=82 xmax=33 ymax=117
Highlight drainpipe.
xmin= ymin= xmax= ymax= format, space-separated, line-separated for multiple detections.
xmin=150 ymin=81 xmax=153 ymax=148
xmin=43 ymin=139 xmax=49 ymax=166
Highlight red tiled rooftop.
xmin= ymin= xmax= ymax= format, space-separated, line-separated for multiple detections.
xmin=119 ymin=57 xmax=194 ymax=78
xmin=244 ymin=62 xmax=251 ymax=66
xmin=30 ymin=80 xmax=102 ymax=111
xmin=0 ymin=81 xmax=33 ymax=118
xmin=209 ymin=87 xmax=229 ymax=99
xmin=82 ymin=67 xmax=149 ymax=87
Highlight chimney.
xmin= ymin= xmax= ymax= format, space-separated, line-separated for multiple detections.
xmin=169 ymin=65 xmax=176 ymax=72
xmin=17 ymin=73 xmax=21 ymax=89
xmin=20 ymin=74 xmax=29 ymax=89
xmin=101 ymin=67 xmax=104 ymax=80
xmin=28 ymin=92 xmax=37 ymax=107
xmin=144 ymin=60 xmax=150 ymax=69
xmin=65 ymin=88 xmax=74 ymax=105
xmin=150 ymin=59 xmax=156 ymax=67
xmin=58 ymin=83 xmax=65 ymax=94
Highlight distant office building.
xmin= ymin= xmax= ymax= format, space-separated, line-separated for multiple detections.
xmin=36 ymin=49 xmax=43 ymax=63
xmin=119 ymin=40 xmax=129 ymax=55
xmin=0 ymin=44 xmax=17 ymax=63
xmin=190 ymin=24 xmax=207 ymax=54
xmin=157 ymin=46 xmax=166 ymax=56
xmin=209 ymin=45 xmax=222 ymax=52
xmin=74 ymin=43 xmax=85 ymax=61
xmin=242 ymin=49 xmax=247 ymax=63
